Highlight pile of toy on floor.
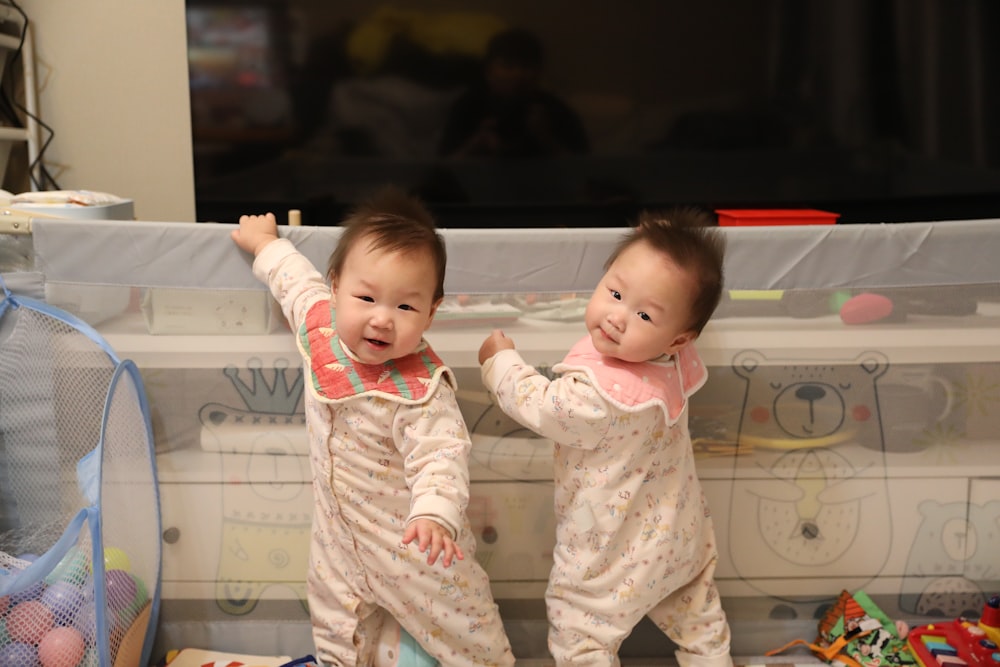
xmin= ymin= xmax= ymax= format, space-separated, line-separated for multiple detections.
xmin=767 ymin=590 xmax=1000 ymax=667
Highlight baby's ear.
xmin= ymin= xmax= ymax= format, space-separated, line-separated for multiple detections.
xmin=664 ymin=329 xmax=696 ymax=356
xmin=427 ymin=297 xmax=444 ymax=324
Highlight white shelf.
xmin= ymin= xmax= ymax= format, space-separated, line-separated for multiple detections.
xmin=96 ymin=308 xmax=1000 ymax=368
xmin=97 ymin=312 xmax=298 ymax=368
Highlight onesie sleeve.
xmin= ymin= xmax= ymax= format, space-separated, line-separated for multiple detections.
xmin=393 ymin=381 xmax=471 ymax=539
xmin=481 ymin=349 xmax=613 ymax=449
xmin=252 ymin=238 xmax=330 ymax=331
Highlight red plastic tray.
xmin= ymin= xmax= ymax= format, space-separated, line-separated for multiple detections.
xmin=715 ymin=209 xmax=840 ymax=226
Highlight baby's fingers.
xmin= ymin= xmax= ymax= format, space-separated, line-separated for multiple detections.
xmin=424 ymin=533 xmax=444 ymax=565
xmin=440 ymin=540 xmax=465 ymax=568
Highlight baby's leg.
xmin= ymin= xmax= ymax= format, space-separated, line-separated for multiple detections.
xmin=306 ymin=562 xmax=369 ymax=665
xmin=546 ymin=575 xmax=638 ymax=666
xmin=371 ymin=530 xmax=515 ymax=666
xmin=305 ymin=495 xmax=381 ymax=664
xmin=645 ymin=559 xmax=733 ymax=667
xmin=374 ymin=616 xmax=438 ymax=667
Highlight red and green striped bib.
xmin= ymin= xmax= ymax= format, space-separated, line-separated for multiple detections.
xmin=297 ymin=300 xmax=453 ymax=404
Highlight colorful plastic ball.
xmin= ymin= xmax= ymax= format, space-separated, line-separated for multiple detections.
xmin=69 ymin=603 xmax=96 ymax=644
xmin=6 ymin=600 xmax=55 ymax=645
xmin=102 ymin=548 xmax=130 ymax=573
xmin=123 ymin=575 xmax=149 ymax=619
xmin=0 ymin=616 xmax=11 ymax=643
xmin=0 ymin=641 xmax=39 ymax=667
xmin=40 ymin=582 xmax=87 ymax=627
xmin=1 ymin=594 xmax=9 ymax=615
xmin=38 ymin=626 xmax=86 ymax=667
xmin=103 ymin=570 xmax=136 ymax=613
xmin=131 ymin=575 xmax=148 ymax=606
xmin=45 ymin=549 xmax=90 ymax=587
xmin=9 ymin=579 xmax=46 ymax=606
xmin=79 ymin=648 xmax=99 ymax=667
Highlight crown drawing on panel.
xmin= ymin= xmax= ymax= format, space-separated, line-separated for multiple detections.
xmin=224 ymin=358 xmax=304 ymax=415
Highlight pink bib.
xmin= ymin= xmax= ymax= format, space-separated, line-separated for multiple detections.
xmin=553 ymin=336 xmax=707 ymax=424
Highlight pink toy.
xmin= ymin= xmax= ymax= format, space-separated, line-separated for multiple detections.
xmin=840 ymin=293 xmax=894 ymax=324
xmin=38 ymin=626 xmax=86 ymax=667
xmin=6 ymin=599 xmax=56 ymax=645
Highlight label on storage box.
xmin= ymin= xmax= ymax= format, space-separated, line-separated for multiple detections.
xmin=141 ymin=287 xmax=274 ymax=334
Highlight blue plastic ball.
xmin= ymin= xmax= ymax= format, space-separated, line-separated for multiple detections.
xmin=40 ymin=582 xmax=87 ymax=626
xmin=0 ymin=641 xmax=40 ymax=667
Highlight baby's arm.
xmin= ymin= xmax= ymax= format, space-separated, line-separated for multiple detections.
xmin=232 ymin=213 xmax=328 ymax=331
xmin=231 ymin=212 xmax=280 ymax=256
xmin=402 ymin=518 xmax=464 ymax=567
xmin=479 ymin=329 xmax=516 ymax=364
xmin=395 ymin=383 xmax=473 ymax=568
xmin=481 ymin=342 xmax=611 ymax=448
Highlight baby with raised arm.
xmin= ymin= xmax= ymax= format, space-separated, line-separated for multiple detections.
xmin=478 ymin=208 xmax=733 ymax=666
xmin=232 ymin=187 xmax=514 ymax=666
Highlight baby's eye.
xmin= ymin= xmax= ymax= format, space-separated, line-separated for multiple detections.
xmin=638 ymin=311 xmax=652 ymax=322
xmin=610 ymin=289 xmax=621 ymax=300
xmin=358 ymin=295 xmax=374 ymax=303
xmin=398 ymin=304 xmax=415 ymax=312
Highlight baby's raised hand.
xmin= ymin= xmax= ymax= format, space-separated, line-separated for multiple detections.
xmin=402 ymin=518 xmax=464 ymax=568
xmin=479 ymin=329 xmax=515 ymax=364
xmin=232 ymin=212 xmax=280 ymax=257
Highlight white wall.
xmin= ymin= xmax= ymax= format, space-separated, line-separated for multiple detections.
xmin=18 ymin=0 xmax=195 ymax=221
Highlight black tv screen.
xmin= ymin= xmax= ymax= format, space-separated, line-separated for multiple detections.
xmin=186 ymin=1 xmax=1000 ymax=226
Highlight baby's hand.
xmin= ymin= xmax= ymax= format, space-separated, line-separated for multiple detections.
xmin=479 ymin=329 xmax=515 ymax=364
xmin=402 ymin=518 xmax=464 ymax=568
xmin=231 ymin=212 xmax=280 ymax=257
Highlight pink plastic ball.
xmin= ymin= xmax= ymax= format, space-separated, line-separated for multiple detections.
xmin=7 ymin=599 xmax=56 ymax=645
xmin=70 ymin=601 xmax=97 ymax=643
xmin=0 ymin=594 xmax=9 ymax=615
xmin=38 ymin=626 xmax=86 ymax=667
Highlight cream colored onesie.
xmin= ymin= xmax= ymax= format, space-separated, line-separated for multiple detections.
xmin=255 ymin=239 xmax=513 ymax=667
xmin=482 ymin=335 xmax=732 ymax=667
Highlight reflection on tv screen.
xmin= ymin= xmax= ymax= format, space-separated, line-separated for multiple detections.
xmin=185 ymin=1 xmax=1000 ymax=227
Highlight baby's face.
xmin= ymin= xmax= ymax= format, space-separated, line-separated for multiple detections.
xmin=584 ymin=240 xmax=695 ymax=363
xmin=331 ymin=239 xmax=440 ymax=365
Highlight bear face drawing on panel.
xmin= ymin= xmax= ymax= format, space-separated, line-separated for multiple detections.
xmin=726 ymin=350 xmax=892 ymax=602
xmin=899 ymin=499 xmax=1000 ymax=618
xmin=732 ymin=350 xmax=886 ymax=451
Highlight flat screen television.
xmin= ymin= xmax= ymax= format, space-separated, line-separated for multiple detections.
xmin=186 ymin=1 xmax=1000 ymax=226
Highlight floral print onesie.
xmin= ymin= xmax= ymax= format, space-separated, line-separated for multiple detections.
xmin=482 ymin=335 xmax=732 ymax=667
xmin=255 ymin=239 xmax=513 ymax=666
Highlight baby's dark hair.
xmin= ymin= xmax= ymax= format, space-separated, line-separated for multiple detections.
xmin=327 ymin=186 xmax=447 ymax=301
xmin=606 ymin=207 xmax=725 ymax=335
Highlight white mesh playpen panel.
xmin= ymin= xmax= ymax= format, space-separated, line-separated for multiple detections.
xmin=0 ymin=287 xmax=161 ymax=667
